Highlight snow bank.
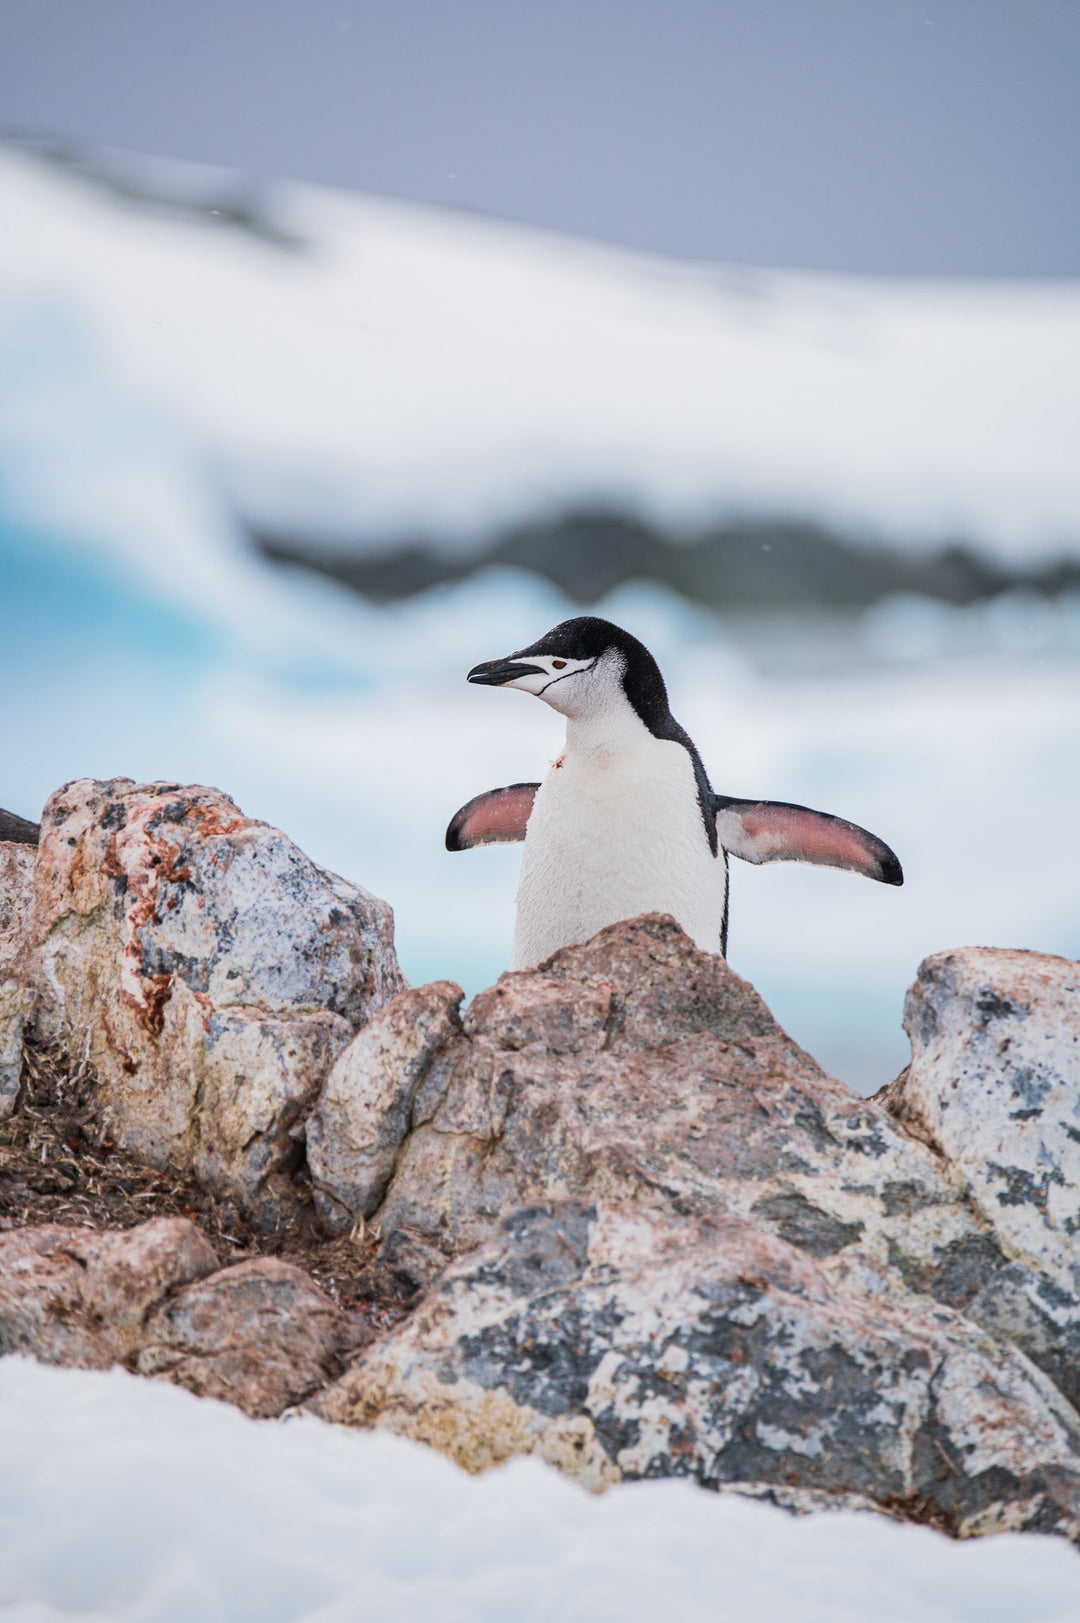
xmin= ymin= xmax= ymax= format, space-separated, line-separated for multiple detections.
xmin=1 ymin=142 xmax=1078 ymax=571
xmin=1 ymin=1358 xmax=1079 ymax=1623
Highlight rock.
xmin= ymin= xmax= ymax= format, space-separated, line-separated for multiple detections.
xmin=306 ymin=981 xmax=464 ymax=1233
xmin=314 ymin=1199 xmax=1080 ymax=1540
xmin=28 ymin=779 xmax=404 ymax=1223
xmin=880 ymin=947 xmax=1080 ymax=1410
xmin=0 ymin=842 xmax=38 ymax=1118
xmin=368 ymin=917 xmax=991 ymax=1297
xmin=309 ymin=916 xmax=1080 ymax=1480
xmin=11 ymin=842 xmax=1080 ymax=1539
xmin=0 ymin=1217 xmax=218 ymax=1366
xmin=138 ymin=1256 xmax=366 ymax=1417
xmin=0 ymin=1216 xmax=364 ymax=1418
xmin=883 ymin=948 xmax=1080 ymax=1288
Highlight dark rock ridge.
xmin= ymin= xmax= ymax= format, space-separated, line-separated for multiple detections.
xmin=254 ymin=507 xmax=1080 ymax=613
xmin=9 ymin=137 xmax=306 ymax=252
xmin=4 ymin=786 xmax=1080 ymax=1541
xmin=0 ymin=809 xmax=39 ymax=846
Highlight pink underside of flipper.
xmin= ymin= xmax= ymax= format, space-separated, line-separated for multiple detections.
xmin=714 ymin=799 xmax=901 ymax=883
xmin=446 ymin=783 xmax=539 ymax=849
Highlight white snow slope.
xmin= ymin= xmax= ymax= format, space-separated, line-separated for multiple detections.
xmin=2 ymin=1357 xmax=1080 ymax=1623
xmin=1 ymin=142 xmax=1079 ymax=563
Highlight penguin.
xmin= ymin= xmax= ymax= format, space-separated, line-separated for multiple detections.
xmin=446 ymin=616 xmax=901 ymax=970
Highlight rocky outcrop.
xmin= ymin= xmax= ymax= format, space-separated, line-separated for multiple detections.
xmin=23 ymin=779 xmax=404 ymax=1224
xmin=302 ymin=917 xmax=1080 ymax=1535
xmin=879 ymin=947 xmax=1080 ymax=1413
xmin=335 ymin=919 xmax=1016 ymax=1317
xmin=7 ymin=782 xmax=1080 ymax=1541
xmin=0 ymin=841 xmax=36 ymax=1119
xmin=883 ymin=949 xmax=1080 ymax=1291
xmin=315 ymin=1199 xmax=1080 ymax=1540
xmin=0 ymin=1217 xmax=364 ymax=1417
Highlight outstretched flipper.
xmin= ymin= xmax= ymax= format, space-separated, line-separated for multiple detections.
xmin=446 ymin=784 xmax=540 ymax=851
xmin=0 ymin=808 xmax=40 ymax=846
xmin=713 ymin=795 xmax=902 ymax=886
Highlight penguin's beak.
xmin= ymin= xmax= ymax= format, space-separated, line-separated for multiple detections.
xmin=467 ymin=657 xmax=545 ymax=687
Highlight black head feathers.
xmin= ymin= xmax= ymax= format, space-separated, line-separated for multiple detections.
xmin=512 ymin=617 xmax=673 ymax=734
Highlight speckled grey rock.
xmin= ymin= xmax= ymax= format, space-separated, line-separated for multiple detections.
xmin=880 ymin=947 xmax=1080 ymax=1411
xmin=884 ymin=949 xmax=1080 ymax=1288
xmin=314 ymin=1199 xmax=1080 ymax=1539
xmin=306 ymin=980 xmax=464 ymax=1233
xmin=0 ymin=842 xmax=36 ymax=1118
xmin=368 ymin=918 xmax=1000 ymax=1305
xmin=308 ymin=918 xmax=1080 ymax=1443
xmin=27 ymin=778 xmax=404 ymax=1223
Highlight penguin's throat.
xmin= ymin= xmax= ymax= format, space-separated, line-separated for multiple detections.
xmin=563 ymin=700 xmax=651 ymax=756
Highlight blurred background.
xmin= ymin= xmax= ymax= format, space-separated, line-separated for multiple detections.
xmin=1 ymin=1 xmax=1078 ymax=1091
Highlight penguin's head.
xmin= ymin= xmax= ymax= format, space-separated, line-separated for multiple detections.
xmin=467 ymin=616 xmax=671 ymax=726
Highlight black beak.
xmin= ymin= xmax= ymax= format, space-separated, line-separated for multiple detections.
xmin=467 ymin=657 xmax=545 ymax=686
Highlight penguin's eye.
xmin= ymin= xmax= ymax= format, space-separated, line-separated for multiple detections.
xmin=551 ymin=659 xmax=567 ymax=669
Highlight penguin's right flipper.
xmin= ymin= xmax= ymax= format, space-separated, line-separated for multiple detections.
xmin=446 ymin=784 xmax=540 ymax=851
xmin=713 ymin=795 xmax=902 ymax=885
xmin=0 ymin=808 xmax=40 ymax=846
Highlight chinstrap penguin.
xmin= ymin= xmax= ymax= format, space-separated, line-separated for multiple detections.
xmin=447 ymin=616 xmax=902 ymax=970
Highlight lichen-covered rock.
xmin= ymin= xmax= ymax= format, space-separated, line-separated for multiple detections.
xmin=314 ymin=1200 xmax=1080 ymax=1540
xmin=306 ymin=981 xmax=464 ymax=1233
xmin=369 ymin=918 xmax=991 ymax=1298
xmin=0 ymin=1217 xmax=218 ymax=1366
xmin=137 ymin=1256 xmax=366 ymax=1417
xmin=884 ymin=949 xmax=1080 ymax=1289
xmin=307 ymin=918 xmax=1080 ymax=1427
xmin=880 ymin=947 xmax=1080 ymax=1409
xmin=27 ymin=779 xmax=404 ymax=1222
xmin=0 ymin=842 xmax=36 ymax=1118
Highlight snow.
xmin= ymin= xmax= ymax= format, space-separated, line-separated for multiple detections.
xmin=1 ymin=1358 xmax=1079 ymax=1623
xmin=0 ymin=143 xmax=1079 ymax=573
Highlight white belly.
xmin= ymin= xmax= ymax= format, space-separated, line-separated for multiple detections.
xmin=511 ymin=736 xmax=726 ymax=970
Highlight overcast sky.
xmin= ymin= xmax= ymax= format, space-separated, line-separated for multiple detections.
xmin=1 ymin=0 xmax=1077 ymax=275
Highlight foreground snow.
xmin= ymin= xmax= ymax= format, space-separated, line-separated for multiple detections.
xmin=1 ymin=1359 xmax=1078 ymax=1623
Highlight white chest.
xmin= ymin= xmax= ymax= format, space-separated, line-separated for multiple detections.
xmin=511 ymin=733 xmax=726 ymax=969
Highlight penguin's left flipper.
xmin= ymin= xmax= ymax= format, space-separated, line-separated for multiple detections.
xmin=446 ymin=783 xmax=541 ymax=851
xmin=713 ymin=796 xmax=903 ymax=885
